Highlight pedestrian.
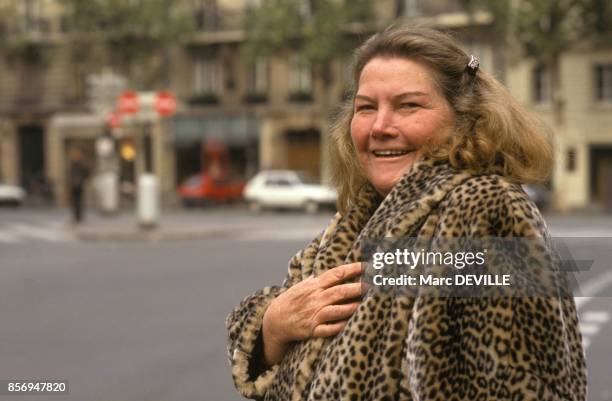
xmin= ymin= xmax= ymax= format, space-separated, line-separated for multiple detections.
xmin=68 ymin=147 xmax=90 ymax=224
xmin=226 ymin=26 xmax=586 ymax=400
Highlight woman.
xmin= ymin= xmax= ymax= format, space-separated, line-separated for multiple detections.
xmin=227 ymin=26 xmax=586 ymax=400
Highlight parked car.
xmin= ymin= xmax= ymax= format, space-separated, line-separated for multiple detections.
xmin=178 ymin=173 xmax=245 ymax=206
xmin=0 ymin=183 xmax=26 ymax=206
xmin=522 ymin=184 xmax=551 ymax=211
xmin=244 ymin=170 xmax=337 ymax=213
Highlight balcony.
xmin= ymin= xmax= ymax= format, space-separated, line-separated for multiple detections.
xmin=188 ymin=9 xmax=246 ymax=44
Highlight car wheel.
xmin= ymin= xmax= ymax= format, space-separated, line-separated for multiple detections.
xmin=248 ymin=201 xmax=263 ymax=213
xmin=304 ymin=200 xmax=319 ymax=214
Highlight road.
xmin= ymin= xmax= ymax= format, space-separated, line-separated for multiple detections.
xmin=0 ymin=207 xmax=611 ymax=400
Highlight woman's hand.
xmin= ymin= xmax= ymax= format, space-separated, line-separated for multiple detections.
xmin=262 ymin=262 xmax=364 ymax=366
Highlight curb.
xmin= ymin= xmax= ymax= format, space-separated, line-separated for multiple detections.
xmin=75 ymin=228 xmax=234 ymax=242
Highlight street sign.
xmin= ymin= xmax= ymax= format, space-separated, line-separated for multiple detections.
xmin=106 ymin=110 xmax=122 ymax=128
xmin=118 ymin=90 xmax=139 ymax=114
xmin=155 ymin=91 xmax=177 ymax=116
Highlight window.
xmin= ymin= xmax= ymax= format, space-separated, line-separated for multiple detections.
xmin=289 ymin=55 xmax=312 ymax=99
xmin=566 ymin=148 xmax=576 ymax=172
xmin=265 ymin=178 xmax=293 ymax=187
xmin=245 ymin=0 xmax=263 ymax=9
xmin=247 ymin=58 xmax=268 ymax=95
xmin=19 ymin=0 xmax=42 ymax=33
xmin=193 ymin=0 xmax=219 ymax=31
xmin=595 ymin=64 xmax=612 ymax=102
xmin=195 ymin=58 xmax=221 ymax=95
xmin=533 ymin=65 xmax=552 ymax=104
xmin=298 ymin=0 xmax=314 ymax=21
xmin=396 ymin=0 xmax=421 ymax=17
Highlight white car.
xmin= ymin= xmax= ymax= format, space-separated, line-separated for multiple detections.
xmin=0 ymin=184 xmax=26 ymax=206
xmin=244 ymin=170 xmax=337 ymax=213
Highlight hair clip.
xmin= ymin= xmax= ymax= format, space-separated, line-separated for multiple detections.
xmin=466 ymin=55 xmax=479 ymax=75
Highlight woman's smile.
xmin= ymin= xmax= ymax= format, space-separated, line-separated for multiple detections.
xmin=371 ymin=149 xmax=414 ymax=158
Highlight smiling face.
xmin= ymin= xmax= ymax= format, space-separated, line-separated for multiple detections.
xmin=350 ymin=56 xmax=455 ymax=196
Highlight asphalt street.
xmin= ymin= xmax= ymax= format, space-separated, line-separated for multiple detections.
xmin=0 ymin=207 xmax=611 ymax=401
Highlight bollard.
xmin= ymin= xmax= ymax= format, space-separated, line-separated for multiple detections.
xmin=97 ymin=172 xmax=119 ymax=214
xmin=137 ymin=173 xmax=159 ymax=229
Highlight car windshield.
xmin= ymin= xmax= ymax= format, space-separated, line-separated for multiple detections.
xmin=185 ymin=176 xmax=202 ymax=186
xmin=296 ymin=172 xmax=318 ymax=185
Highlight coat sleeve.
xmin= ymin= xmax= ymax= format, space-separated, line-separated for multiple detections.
xmin=225 ymin=214 xmax=340 ymax=399
xmin=402 ymin=178 xmax=587 ymax=401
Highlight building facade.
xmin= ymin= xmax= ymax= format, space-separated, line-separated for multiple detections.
xmin=168 ymin=0 xmax=501 ymax=187
xmin=507 ymin=47 xmax=612 ymax=212
xmin=0 ymin=0 xmax=516 ymax=209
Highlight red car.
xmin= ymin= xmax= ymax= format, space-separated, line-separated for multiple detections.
xmin=179 ymin=173 xmax=245 ymax=206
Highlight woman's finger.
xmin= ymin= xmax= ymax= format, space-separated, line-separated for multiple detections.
xmin=315 ymin=302 xmax=361 ymax=325
xmin=317 ymin=262 xmax=363 ymax=289
xmin=323 ymin=282 xmax=364 ymax=304
xmin=312 ymin=319 xmax=349 ymax=338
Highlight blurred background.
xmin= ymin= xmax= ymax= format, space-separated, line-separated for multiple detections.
xmin=0 ymin=0 xmax=611 ymax=400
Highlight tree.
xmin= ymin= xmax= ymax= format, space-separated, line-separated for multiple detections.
xmin=59 ymin=0 xmax=195 ymax=89
xmin=243 ymin=0 xmax=375 ymax=91
xmin=460 ymin=0 xmax=612 ymax=125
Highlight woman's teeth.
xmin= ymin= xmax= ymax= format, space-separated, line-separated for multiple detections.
xmin=372 ymin=150 xmax=411 ymax=157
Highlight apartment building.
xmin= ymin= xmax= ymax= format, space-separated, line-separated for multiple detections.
xmin=0 ymin=0 xmax=502 ymax=206
xmin=507 ymin=47 xmax=612 ymax=211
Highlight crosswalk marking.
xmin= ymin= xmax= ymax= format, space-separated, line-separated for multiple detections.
xmin=11 ymin=223 xmax=66 ymax=242
xmin=0 ymin=231 xmax=20 ymax=243
xmin=0 ymin=223 xmax=74 ymax=244
xmin=579 ymin=310 xmax=610 ymax=351
xmin=582 ymin=311 xmax=610 ymax=323
xmin=580 ymin=323 xmax=601 ymax=336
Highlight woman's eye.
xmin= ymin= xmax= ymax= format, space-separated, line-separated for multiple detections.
xmin=400 ymin=103 xmax=420 ymax=109
xmin=355 ymin=104 xmax=374 ymax=112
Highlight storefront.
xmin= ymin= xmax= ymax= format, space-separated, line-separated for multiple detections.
xmin=172 ymin=114 xmax=260 ymax=186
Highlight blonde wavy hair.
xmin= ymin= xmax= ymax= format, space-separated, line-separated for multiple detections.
xmin=329 ymin=25 xmax=553 ymax=214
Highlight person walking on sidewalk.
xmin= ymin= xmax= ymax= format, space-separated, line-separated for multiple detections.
xmin=68 ymin=147 xmax=91 ymax=224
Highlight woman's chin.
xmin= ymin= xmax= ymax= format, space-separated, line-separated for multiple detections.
xmin=370 ymin=174 xmax=404 ymax=196
xmin=369 ymin=161 xmax=422 ymax=195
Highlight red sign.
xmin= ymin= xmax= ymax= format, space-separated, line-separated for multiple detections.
xmin=107 ymin=110 xmax=122 ymax=128
xmin=155 ymin=91 xmax=177 ymax=116
xmin=118 ymin=90 xmax=139 ymax=114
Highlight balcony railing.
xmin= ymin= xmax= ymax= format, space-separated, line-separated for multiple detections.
xmin=193 ymin=9 xmax=244 ymax=32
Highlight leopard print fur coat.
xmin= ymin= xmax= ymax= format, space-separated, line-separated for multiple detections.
xmin=226 ymin=159 xmax=587 ymax=401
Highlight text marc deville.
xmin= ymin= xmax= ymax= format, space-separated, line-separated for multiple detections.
xmin=373 ymin=274 xmax=511 ymax=286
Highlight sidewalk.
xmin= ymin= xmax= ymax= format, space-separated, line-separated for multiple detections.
xmin=73 ymin=208 xmax=254 ymax=242
xmin=72 ymin=206 xmax=334 ymax=242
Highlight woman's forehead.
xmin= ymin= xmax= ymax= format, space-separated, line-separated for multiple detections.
xmin=357 ymin=56 xmax=437 ymax=94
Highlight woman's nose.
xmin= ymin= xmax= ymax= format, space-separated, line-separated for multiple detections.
xmin=370 ymin=109 xmax=397 ymax=138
